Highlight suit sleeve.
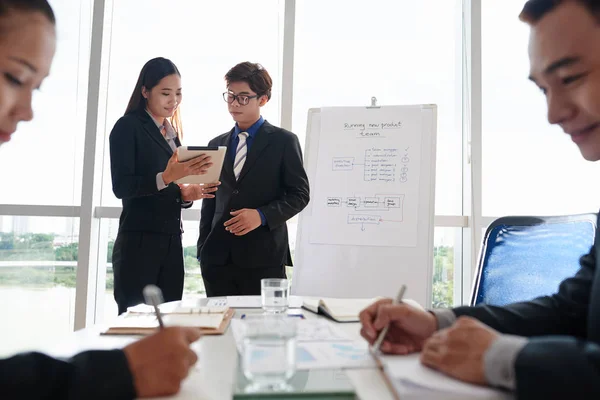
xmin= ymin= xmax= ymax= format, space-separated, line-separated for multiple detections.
xmin=110 ymin=117 xmax=162 ymax=199
xmin=453 ymin=248 xmax=600 ymax=398
xmin=1 ymin=350 xmax=136 ymax=399
xmin=259 ymin=133 xmax=310 ymax=230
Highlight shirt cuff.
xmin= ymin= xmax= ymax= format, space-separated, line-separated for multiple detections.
xmin=257 ymin=209 xmax=267 ymax=226
xmin=430 ymin=308 xmax=457 ymax=330
xmin=156 ymin=172 xmax=168 ymax=191
xmin=484 ymin=335 xmax=528 ymax=390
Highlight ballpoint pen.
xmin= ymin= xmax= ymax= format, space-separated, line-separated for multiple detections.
xmin=143 ymin=284 xmax=165 ymax=329
xmin=371 ymin=284 xmax=407 ymax=353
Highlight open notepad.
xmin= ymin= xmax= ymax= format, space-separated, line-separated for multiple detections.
xmin=381 ymin=354 xmax=511 ymax=400
xmin=301 ymin=297 xmax=379 ymax=322
xmin=102 ymin=304 xmax=234 ymax=335
xmin=302 ymin=297 xmax=424 ymax=322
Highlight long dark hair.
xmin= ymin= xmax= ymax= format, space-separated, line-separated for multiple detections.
xmin=125 ymin=57 xmax=183 ymax=138
xmin=0 ymin=0 xmax=55 ymax=23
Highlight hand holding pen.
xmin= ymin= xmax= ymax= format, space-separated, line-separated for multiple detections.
xmin=359 ymin=285 xmax=438 ymax=355
xmin=121 ymin=285 xmax=202 ymax=397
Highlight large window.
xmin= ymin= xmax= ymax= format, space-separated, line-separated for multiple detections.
xmin=482 ymin=0 xmax=600 ymax=216
xmin=293 ymin=0 xmax=463 ymax=216
xmin=0 ymin=216 xmax=79 ymax=357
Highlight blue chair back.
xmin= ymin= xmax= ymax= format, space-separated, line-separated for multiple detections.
xmin=471 ymin=214 xmax=597 ymax=306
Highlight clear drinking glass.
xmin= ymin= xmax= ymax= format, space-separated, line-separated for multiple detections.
xmin=261 ymin=278 xmax=289 ymax=313
xmin=241 ymin=315 xmax=297 ymax=391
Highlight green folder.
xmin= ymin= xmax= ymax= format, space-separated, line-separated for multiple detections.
xmin=233 ymin=366 xmax=357 ymax=400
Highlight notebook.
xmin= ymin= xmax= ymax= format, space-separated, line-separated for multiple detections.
xmin=381 ymin=354 xmax=511 ymax=400
xmin=102 ymin=304 xmax=235 ymax=335
xmin=302 ymin=297 xmax=423 ymax=323
xmin=301 ymin=297 xmax=379 ymax=322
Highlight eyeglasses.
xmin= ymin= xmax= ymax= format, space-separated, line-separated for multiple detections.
xmin=223 ymin=92 xmax=259 ymax=106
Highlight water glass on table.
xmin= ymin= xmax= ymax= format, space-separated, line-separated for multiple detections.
xmin=261 ymin=278 xmax=289 ymax=313
xmin=241 ymin=314 xmax=297 ymax=391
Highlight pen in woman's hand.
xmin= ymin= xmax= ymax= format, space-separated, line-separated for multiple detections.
xmin=143 ymin=284 xmax=165 ymax=329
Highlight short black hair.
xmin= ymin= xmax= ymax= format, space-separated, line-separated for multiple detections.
xmin=520 ymin=0 xmax=600 ymax=23
xmin=225 ymin=62 xmax=272 ymax=101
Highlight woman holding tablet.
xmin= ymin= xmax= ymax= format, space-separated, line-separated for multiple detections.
xmin=110 ymin=57 xmax=219 ymax=314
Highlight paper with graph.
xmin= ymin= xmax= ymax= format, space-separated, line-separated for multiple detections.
xmin=310 ymin=106 xmax=422 ymax=247
xmin=230 ymin=319 xmax=375 ymax=370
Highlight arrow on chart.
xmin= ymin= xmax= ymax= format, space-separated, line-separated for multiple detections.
xmin=361 ymin=224 xmax=366 ymax=231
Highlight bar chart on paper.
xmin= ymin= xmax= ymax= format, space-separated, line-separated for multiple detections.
xmin=310 ymin=107 xmax=422 ymax=247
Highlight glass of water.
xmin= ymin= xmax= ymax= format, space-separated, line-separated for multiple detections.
xmin=241 ymin=314 xmax=297 ymax=391
xmin=261 ymin=278 xmax=289 ymax=313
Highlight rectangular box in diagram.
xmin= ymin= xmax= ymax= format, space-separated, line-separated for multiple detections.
xmin=332 ymin=157 xmax=354 ymax=171
xmin=363 ymin=198 xmax=379 ymax=207
xmin=347 ymin=214 xmax=380 ymax=224
xmin=347 ymin=197 xmax=359 ymax=207
xmin=384 ymin=197 xmax=402 ymax=208
xmin=327 ymin=197 xmax=342 ymax=207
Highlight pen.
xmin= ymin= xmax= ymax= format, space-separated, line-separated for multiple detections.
xmin=371 ymin=284 xmax=406 ymax=353
xmin=143 ymin=284 xmax=165 ymax=329
xmin=240 ymin=313 xmax=304 ymax=319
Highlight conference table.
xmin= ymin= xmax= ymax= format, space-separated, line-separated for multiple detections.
xmin=38 ymin=297 xmax=502 ymax=400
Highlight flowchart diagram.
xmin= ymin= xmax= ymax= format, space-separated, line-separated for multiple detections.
xmin=326 ymin=194 xmax=404 ymax=231
xmin=331 ymin=146 xmax=411 ymax=183
xmin=309 ymin=106 xmax=423 ymax=247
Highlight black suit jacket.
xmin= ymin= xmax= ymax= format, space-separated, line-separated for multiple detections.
xmin=198 ymin=121 xmax=310 ymax=268
xmin=454 ymin=213 xmax=600 ymax=399
xmin=110 ymin=109 xmax=190 ymax=235
xmin=0 ymin=350 xmax=135 ymax=399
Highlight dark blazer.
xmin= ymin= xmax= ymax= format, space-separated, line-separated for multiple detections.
xmin=454 ymin=213 xmax=600 ymax=399
xmin=109 ymin=109 xmax=189 ymax=235
xmin=198 ymin=121 xmax=310 ymax=268
xmin=0 ymin=350 xmax=136 ymax=399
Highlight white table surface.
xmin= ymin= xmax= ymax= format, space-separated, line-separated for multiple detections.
xmin=39 ymin=298 xmax=395 ymax=400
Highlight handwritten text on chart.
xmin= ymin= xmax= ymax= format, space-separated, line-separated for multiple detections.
xmin=326 ymin=195 xmax=403 ymax=210
xmin=347 ymin=214 xmax=380 ymax=224
xmin=343 ymin=121 xmax=403 ymax=138
xmin=365 ymin=148 xmax=400 ymax=183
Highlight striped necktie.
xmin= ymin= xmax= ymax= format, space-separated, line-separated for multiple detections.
xmin=233 ymin=132 xmax=249 ymax=180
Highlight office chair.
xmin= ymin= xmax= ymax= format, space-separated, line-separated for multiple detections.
xmin=471 ymin=213 xmax=597 ymax=306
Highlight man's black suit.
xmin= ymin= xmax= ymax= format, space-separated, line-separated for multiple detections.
xmin=453 ymin=213 xmax=600 ymax=398
xmin=198 ymin=120 xmax=309 ymax=296
xmin=0 ymin=350 xmax=135 ymax=398
xmin=110 ymin=108 xmax=190 ymax=314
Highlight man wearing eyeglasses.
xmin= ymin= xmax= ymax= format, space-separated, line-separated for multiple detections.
xmin=197 ymin=61 xmax=310 ymax=296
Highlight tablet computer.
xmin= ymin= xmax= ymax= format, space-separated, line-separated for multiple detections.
xmin=175 ymin=145 xmax=227 ymax=184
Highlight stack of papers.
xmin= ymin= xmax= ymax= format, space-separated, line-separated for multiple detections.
xmin=381 ymin=354 xmax=512 ymax=399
